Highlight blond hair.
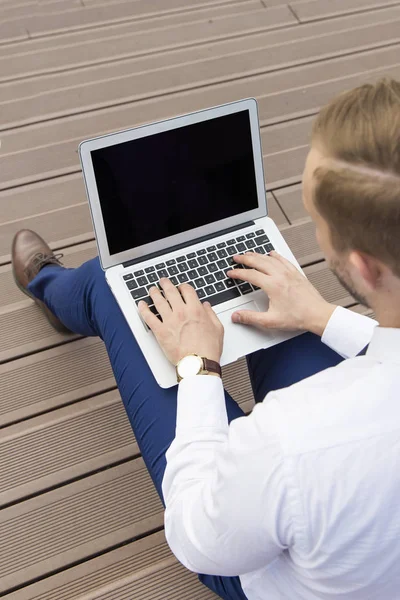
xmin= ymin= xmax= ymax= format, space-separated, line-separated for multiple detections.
xmin=311 ymin=78 xmax=400 ymax=276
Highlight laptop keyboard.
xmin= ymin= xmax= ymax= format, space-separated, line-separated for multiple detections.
xmin=123 ymin=229 xmax=274 ymax=320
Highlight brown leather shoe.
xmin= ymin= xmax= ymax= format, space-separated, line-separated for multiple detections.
xmin=11 ymin=229 xmax=71 ymax=333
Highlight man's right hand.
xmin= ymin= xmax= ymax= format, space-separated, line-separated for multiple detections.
xmin=228 ymin=251 xmax=336 ymax=337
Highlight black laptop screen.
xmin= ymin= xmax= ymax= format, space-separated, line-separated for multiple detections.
xmin=91 ymin=110 xmax=259 ymax=256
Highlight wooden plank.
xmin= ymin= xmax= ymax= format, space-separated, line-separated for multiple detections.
xmin=0 ymin=1 xmax=263 ymax=59
xmin=281 ymin=218 xmax=320 ymax=265
xmin=0 ymin=4 xmax=295 ymax=83
xmin=3 ymin=16 xmax=400 ymax=129
xmin=0 ymin=390 xmax=136 ymax=507
xmin=5 ymin=531 xmax=216 ymax=600
xmin=0 ymin=460 xmax=164 ymax=595
xmin=10 ymin=0 xmax=258 ymax=39
xmin=2 ymin=41 xmax=399 ymax=156
xmin=0 ymin=0 xmax=81 ymax=21
xmin=290 ymin=0 xmax=400 ymax=23
xmin=304 ymin=261 xmax=355 ymax=307
xmin=273 ymin=183 xmax=307 ymax=223
xmin=0 ymin=19 xmax=29 ymax=44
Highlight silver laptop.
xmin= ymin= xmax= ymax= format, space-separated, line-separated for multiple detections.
xmin=79 ymin=99 xmax=301 ymax=388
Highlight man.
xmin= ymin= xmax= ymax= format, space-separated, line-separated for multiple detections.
xmin=12 ymin=78 xmax=400 ymax=599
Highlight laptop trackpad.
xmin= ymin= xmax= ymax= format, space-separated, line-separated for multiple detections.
xmin=218 ymin=301 xmax=275 ymax=364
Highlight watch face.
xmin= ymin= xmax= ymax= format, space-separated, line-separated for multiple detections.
xmin=177 ymin=354 xmax=203 ymax=378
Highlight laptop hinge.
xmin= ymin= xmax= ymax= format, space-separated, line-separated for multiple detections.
xmin=122 ymin=221 xmax=255 ymax=268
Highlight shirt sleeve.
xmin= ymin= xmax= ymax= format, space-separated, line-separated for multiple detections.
xmin=321 ymin=306 xmax=378 ymax=358
xmin=162 ymin=376 xmax=293 ymax=576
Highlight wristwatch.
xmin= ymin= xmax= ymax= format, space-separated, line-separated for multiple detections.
xmin=176 ymin=354 xmax=222 ymax=382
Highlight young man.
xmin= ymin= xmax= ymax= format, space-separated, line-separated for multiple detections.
xmin=12 ymin=78 xmax=400 ymax=599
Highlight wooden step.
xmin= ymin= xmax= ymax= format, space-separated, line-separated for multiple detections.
xmin=0 ymin=459 xmax=164 ymax=595
xmin=5 ymin=531 xmax=216 ymax=600
xmin=3 ymin=16 xmax=400 ymax=129
xmin=290 ymin=0 xmax=400 ymax=23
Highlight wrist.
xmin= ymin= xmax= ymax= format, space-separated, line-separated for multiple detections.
xmin=307 ymin=303 xmax=337 ymax=337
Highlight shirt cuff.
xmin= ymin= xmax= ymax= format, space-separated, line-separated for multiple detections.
xmin=176 ymin=375 xmax=228 ymax=432
xmin=321 ymin=306 xmax=378 ymax=358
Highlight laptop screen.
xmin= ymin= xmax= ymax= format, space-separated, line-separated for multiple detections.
xmin=91 ymin=110 xmax=259 ymax=256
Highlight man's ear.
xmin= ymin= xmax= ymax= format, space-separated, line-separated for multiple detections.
xmin=348 ymin=251 xmax=382 ymax=290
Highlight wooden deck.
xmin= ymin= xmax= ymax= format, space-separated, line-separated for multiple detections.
xmin=0 ymin=0 xmax=391 ymax=596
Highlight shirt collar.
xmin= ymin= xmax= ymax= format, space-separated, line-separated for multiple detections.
xmin=366 ymin=326 xmax=400 ymax=364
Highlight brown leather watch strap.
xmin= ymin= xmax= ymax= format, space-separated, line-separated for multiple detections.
xmin=202 ymin=357 xmax=222 ymax=377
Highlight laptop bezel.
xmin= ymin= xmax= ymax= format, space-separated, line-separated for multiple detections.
xmin=79 ymin=98 xmax=268 ymax=271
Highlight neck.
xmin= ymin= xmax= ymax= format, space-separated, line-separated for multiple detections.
xmin=371 ymin=298 xmax=400 ymax=329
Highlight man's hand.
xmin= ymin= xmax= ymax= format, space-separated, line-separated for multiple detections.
xmin=138 ymin=278 xmax=224 ymax=365
xmin=228 ymin=251 xmax=336 ymax=336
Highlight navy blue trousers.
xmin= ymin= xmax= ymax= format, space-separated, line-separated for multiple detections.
xmin=28 ymin=258 xmax=343 ymax=600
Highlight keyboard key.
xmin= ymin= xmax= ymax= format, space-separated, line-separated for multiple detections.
xmin=168 ymin=266 xmax=179 ymax=276
xmin=168 ymin=276 xmax=177 ymax=286
xmin=255 ymin=234 xmax=269 ymax=245
xmin=178 ymin=273 xmax=189 ymax=283
xmin=135 ymin=295 xmax=153 ymax=307
xmin=208 ymin=263 xmax=218 ymax=273
xmin=207 ymin=245 xmax=216 ymax=252
xmin=215 ymin=281 xmax=225 ymax=292
xmin=254 ymin=247 xmax=265 ymax=254
xmin=217 ymin=259 xmax=228 ymax=269
xmin=246 ymin=232 xmax=255 ymax=239
xmin=155 ymin=262 xmax=165 ymax=269
xmin=215 ymin=271 xmax=225 ymax=281
xmin=145 ymin=266 xmax=155 ymax=273
xmin=131 ymin=287 xmax=147 ymax=300
xmin=194 ymin=277 xmax=206 ymax=288
xmin=207 ymin=252 xmax=218 ymax=262
xmin=166 ymin=259 xmax=176 ymax=266
xmin=188 ymin=270 xmax=198 ymax=280
xmin=188 ymin=259 xmax=198 ymax=269
xmin=206 ymin=287 xmax=240 ymax=306
xmin=197 ymin=289 xmax=206 ymax=299
xmin=149 ymin=305 xmax=161 ymax=319
xmin=177 ymin=256 xmax=186 ymax=263
xmin=137 ymin=276 xmax=148 ymax=286
xmin=255 ymin=229 xmax=264 ymax=235
xmin=239 ymin=283 xmax=253 ymax=295
xmin=265 ymin=243 xmax=275 ymax=253
xmin=227 ymin=239 xmax=236 ymax=245
xmin=123 ymin=273 xmax=133 ymax=281
xmin=178 ymin=262 xmax=188 ymax=272
xmin=246 ymin=240 xmax=256 ymax=249
xmin=186 ymin=281 xmax=196 ymax=289
xmin=252 ymin=284 xmax=261 ymax=291
xmin=134 ymin=269 xmax=144 ymax=277
xmin=217 ymin=242 xmax=226 ymax=248
xmin=226 ymin=257 xmax=235 ymax=265
xmin=227 ymin=246 xmax=237 ymax=256
xmin=198 ymin=256 xmax=208 ymax=265
xmin=126 ymin=280 xmax=138 ymax=290
xmin=205 ymin=285 xmax=215 ymax=296
xmin=187 ymin=252 xmax=196 ymax=259
xmin=237 ymin=235 xmax=246 ymax=242
xmin=198 ymin=266 xmax=208 ymax=276
xmin=197 ymin=249 xmax=206 ymax=256
xmin=217 ymin=249 xmax=227 ymax=258
xmin=225 ymin=278 xmax=236 ymax=288
xmin=236 ymin=242 xmax=246 ymax=252
xmin=148 ymin=273 xmax=158 ymax=283
xmin=205 ymin=274 xmax=216 ymax=284
xmin=157 ymin=269 xmax=169 ymax=278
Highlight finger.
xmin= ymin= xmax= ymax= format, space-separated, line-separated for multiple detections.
xmin=203 ymin=301 xmax=224 ymax=330
xmin=149 ymin=285 xmax=172 ymax=319
xmin=233 ymin=252 xmax=283 ymax=276
xmin=231 ymin=309 xmax=271 ymax=327
xmin=158 ymin=278 xmax=183 ymax=310
xmin=269 ymin=251 xmax=299 ymax=273
xmin=227 ymin=266 xmax=271 ymax=290
xmin=138 ymin=300 xmax=163 ymax=333
xmin=178 ymin=282 xmax=201 ymax=306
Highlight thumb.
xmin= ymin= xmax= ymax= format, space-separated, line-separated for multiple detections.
xmin=232 ymin=309 xmax=270 ymax=327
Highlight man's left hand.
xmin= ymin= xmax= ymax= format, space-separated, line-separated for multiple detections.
xmin=138 ymin=279 xmax=224 ymax=365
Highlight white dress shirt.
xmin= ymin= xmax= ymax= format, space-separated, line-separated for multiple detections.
xmin=162 ymin=307 xmax=400 ymax=599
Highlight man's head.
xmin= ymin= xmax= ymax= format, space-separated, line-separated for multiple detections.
xmin=303 ymin=78 xmax=400 ymax=313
